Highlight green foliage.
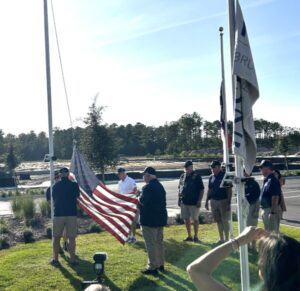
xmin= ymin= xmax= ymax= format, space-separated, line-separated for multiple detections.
xmin=89 ymin=223 xmax=102 ymax=233
xmin=198 ymin=213 xmax=206 ymax=224
xmin=232 ymin=211 xmax=238 ymax=222
xmin=46 ymin=226 xmax=52 ymax=239
xmin=10 ymin=195 xmax=36 ymax=221
xmin=21 ymin=196 xmax=36 ymax=221
xmin=175 ymin=213 xmax=184 ymax=224
xmin=27 ymin=216 xmax=42 ymax=228
xmin=39 ymin=200 xmax=50 ymax=218
xmin=81 ymin=99 xmax=119 ymax=178
xmin=23 ymin=228 xmax=34 ymax=243
xmin=11 ymin=196 xmax=22 ymax=218
xmin=5 ymin=143 xmax=19 ymax=172
xmin=0 ymin=220 xmax=9 ymax=234
xmin=1 ymin=192 xmax=7 ymax=198
xmin=0 ymin=235 xmax=10 ymax=250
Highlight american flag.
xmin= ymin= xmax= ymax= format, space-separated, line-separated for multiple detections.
xmin=70 ymin=146 xmax=138 ymax=244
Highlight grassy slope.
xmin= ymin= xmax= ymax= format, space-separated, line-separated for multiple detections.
xmin=1 ymin=223 xmax=300 ymax=291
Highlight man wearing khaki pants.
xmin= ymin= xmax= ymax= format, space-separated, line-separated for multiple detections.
xmin=139 ymin=167 xmax=167 ymax=276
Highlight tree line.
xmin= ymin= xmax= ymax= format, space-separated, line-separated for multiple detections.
xmin=0 ymin=102 xmax=300 ymax=174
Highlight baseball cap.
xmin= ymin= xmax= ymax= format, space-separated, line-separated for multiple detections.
xmin=59 ymin=167 xmax=69 ymax=174
xmin=117 ymin=167 xmax=126 ymax=173
xmin=184 ymin=160 xmax=193 ymax=168
xmin=259 ymin=160 xmax=273 ymax=169
xmin=210 ymin=160 xmax=221 ymax=168
xmin=142 ymin=166 xmax=156 ymax=175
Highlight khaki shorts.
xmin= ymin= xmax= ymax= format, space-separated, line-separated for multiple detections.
xmin=261 ymin=207 xmax=280 ymax=232
xmin=247 ymin=203 xmax=259 ymax=227
xmin=181 ymin=204 xmax=200 ymax=221
xmin=53 ymin=216 xmax=77 ymax=238
xmin=211 ymin=199 xmax=229 ymax=223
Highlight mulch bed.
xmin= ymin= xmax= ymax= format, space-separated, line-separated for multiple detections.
xmin=1 ymin=211 xmax=215 ymax=250
xmin=0 ymin=215 xmax=96 ymax=248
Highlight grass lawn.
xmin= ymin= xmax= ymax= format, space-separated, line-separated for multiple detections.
xmin=1 ymin=222 xmax=300 ymax=291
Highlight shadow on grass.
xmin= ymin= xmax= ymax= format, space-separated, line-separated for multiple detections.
xmin=128 ymin=238 xmax=208 ymax=290
xmin=58 ymin=254 xmax=121 ymax=290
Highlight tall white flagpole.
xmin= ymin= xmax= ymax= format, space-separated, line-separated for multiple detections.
xmin=43 ymin=0 xmax=55 ymax=234
xmin=228 ymin=1 xmax=250 ymax=290
xmin=219 ymin=27 xmax=233 ymax=239
xmin=219 ymin=27 xmax=230 ymax=170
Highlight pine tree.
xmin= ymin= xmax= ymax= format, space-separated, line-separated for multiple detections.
xmin=80 ymin=98 xmax=119 ymax=181
xmin=6 ymin=143 xmax=19 ymax=173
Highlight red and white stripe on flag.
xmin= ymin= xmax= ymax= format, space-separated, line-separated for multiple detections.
xmin=70 ymin=172 xmax=138 ymax=244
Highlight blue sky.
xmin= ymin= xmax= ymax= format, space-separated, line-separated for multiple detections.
xmin=0 ymin=0 xmax=299 ymax=134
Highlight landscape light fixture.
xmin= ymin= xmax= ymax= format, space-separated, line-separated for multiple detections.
xmin=82 ymin=252 xmax=108 ymax=288
xmin=93 ymin=252 xmax=107 ymax=280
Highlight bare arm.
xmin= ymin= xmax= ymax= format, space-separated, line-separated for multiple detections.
xmin=187 ymin=227 xmax=266 ymax=291
xmin=205 ymin=189 xmax=211 ymax=210
xmin=196 ymin=189 xmax=204 ymax=208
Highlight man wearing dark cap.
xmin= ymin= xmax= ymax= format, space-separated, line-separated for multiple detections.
xmin=139 ymin=167 xmax=167 ymax=275
xmin=205 ymin=160 xmax=232 ymax=244
xmin=117 ymin=167 xmax=138 ymax=243
xmin=46 ymin=170 xmax=68 ymax=253
xmin=259 ymin=160 xmax=281 ymax=232
xmin=50 ymin=167 xmax=80 ymax=267
xmin=178 ymin=160 xmax=204 ymax=242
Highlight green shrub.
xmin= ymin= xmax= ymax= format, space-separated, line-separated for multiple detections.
xmin=89 ymin=223 xmax=102 ymax=233
xmin=11 ymin=196 xmax=22 ymax=218
xmin=175 ymin=213 xmax=184 ymax=225
xmin=21 ymin=196 xmax=36 ymax=221
xmin=77 ymin=206 xmax=86 ymax=217
xmin=39 ymin=200 xmax=50 ymax=218
xmin=0 ymin=222 xmax=9 ymax=234
xmin=0 ymin=236 xmax=10 ymax=250
xmin=46 ymin=227 xmax=52 ymax=239
xmin=8 ymin=191 xmax=13 ymax=197
xmin=15 ymin=191 xmax=21 ymax=196
xmin=198 ymin=213 xmax=206 ymax=224
xmin=231 ymin=211 xmax=238 ymax=222
xmin=23 ymin=228 xmax=34 ymax=243
xmin=27 ymin=216 xmax=42 ymax=228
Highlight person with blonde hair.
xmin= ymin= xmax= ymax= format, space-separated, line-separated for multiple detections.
xmin=84 ymin=283 xmax=110 ymax=291
xmin=187 ymin=226 xmax=300 ymax=291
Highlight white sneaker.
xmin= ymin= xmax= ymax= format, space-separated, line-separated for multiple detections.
xmin=126 ymin=237 xmax=132 ymax=243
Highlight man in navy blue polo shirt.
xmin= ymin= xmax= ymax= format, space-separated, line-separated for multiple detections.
xmin=50 ymin=167 xmax=80 ymax=267
xmin=178 ymin=160 xmax=204 ymax=242
xmin=205 ymin=160 xmax=232 ymax=243
xmin=259 ymin=160 xmax=281 ymax=232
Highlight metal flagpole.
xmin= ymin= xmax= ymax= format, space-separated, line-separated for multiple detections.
xmin=43 ymin=0 xmax=55 ymax=236
xmin=228 ymin=0 xmax=250 ymax=290
xmin=219 ymin=27 xmax=230 ymax=173
xmin=219 ymin=26 xmax=233 ymax=239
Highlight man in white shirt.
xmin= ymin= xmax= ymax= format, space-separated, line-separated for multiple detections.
xmin=117 ymin=167 xmax=138 ymax=243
